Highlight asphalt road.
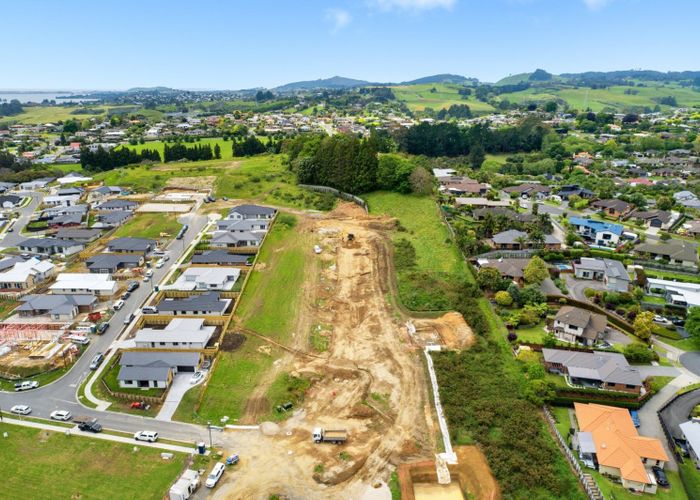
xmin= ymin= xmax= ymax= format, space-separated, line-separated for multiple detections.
xmin=680 ymin=352 xmax=700 ymax=377
xmin=0 ymin=210 xmax=214 ymax=444
xmin=659 ymin=388 xmax=700 ymax=441
xmin=0 ymin=190 xmax=43 ymax=248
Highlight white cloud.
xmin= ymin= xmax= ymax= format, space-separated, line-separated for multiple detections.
xmin=373 ymin=0 xmax=456 ymax=12
xmin=325 ymin=8 xmax=352 ymax=33
xmin=582 ymin=0 xmax=611 ymax=10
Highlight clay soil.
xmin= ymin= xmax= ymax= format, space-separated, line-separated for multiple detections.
xmin=212 ymin=203 xmax=487 ymax=499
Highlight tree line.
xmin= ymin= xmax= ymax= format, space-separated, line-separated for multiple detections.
xmin=163 ymin=143 xmax=218 ymax=162
xmin=80 ymin=146 xmax=161 ymax=171
xmin=0 ymin=100 xmax=23 ymax=117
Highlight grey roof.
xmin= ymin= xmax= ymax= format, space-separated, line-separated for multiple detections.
xmin=120 ymin=350 xmax=201 ymax=368
xmin=229 ymin=204 xmax=276 ymax=216
xmin=576 ymin=257 xmax=630 ymax=281
xmin=98 ymin=199 xmax=138 ymax=210
xmin=480 ymin=258 xmax=529 ymax=279
xmin=49 ymin=214 xmax=83 ymax=226
xmin=0 ymin=256 xmax=23 ymax=272
xmin=591 ymin=199 xmax=631 ymax=212
xmin=217 ymin=218 xmax=270 ymax=231
xmin=628 ymin=209 xmax=673 ymax=225
xmin=192 ymin=250 xmax=250 ymax=265
xmin=157 ymin=291 xmax=227 ymax=314
xmin=55 ymin=229 xmax=102 ymax=240
xmin=492 ymin=229 xmax=528 ymax=245
xmin=17 ymin=293 xmax=96 ymax=313
xmin=19 ymin=237 xmax=82 ymax=250
xmin=86 ymin=253 xmax=143 ymax=270
xmin=502 ymin=183 xmax=551 ymax=195
xmin=542 ymin=348 xmax=642 ymax=387
xmin=577 ymin=432 xmax=597 ymax=454
xmin=554 ymin=306 xmax=607 ymax=340
xmin=57 ymin=187 xmax=83 ymax=196
xmin=117 ymin=365 xmax=171 ymax=382
xmin=680 ymin=420 xmax=700 ymax=457
xmin=108 ymin=237 xmax=156 ymax=252
xmin=635 ymin=241 xmax=698 ymax=263
xmin=211 ymin=231 xmax=263 ymax=245
xmin=0 ymin=195 xmax=22 ymax=205
xmin=96 ymin=210 xmax=132 ymax=224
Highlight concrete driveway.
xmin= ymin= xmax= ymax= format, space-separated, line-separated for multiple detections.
xmin=540 ymin=278 xmax=563 ymax=296
xmin=680 ymin=352 xmax=700 ymax=376
xmin=632 ymin=365 xmax=681 ymax=378
xmin=156 ymin=372 xmax=206 ymax=421
xmin=564 ymin=275 xmax=606 ymax=302
xmin=602 ymin=327 xmax=633 ymax=346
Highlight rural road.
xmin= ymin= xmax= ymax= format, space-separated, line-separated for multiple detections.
xmin=0 ymin=210 xmax=218 ymax=444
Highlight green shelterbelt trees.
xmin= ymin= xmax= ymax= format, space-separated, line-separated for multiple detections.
xmin=163 ymin=143 xmax=213 ymax=162
xmin=80 ymin=146 xmax=161 ymax=171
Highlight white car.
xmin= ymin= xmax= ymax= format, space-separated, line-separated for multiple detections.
xmin=155 ymin=259 xmax=164 ymax=269
xmin=205 ymin=462 xmax=225 ymax=488
xmin=190 ymin=371 xmax=205 ymax=385
xmin=653 ymin=315 xmax=672 ymax=326
xmin=145 ymin=269 xmax=154 ymax=278
xmin=113 ymin=299 xmax=125 ymax=311
xmin=134 ymin=430 xmax=159 ymax=442
xmin=50 ymin=410 xmax=72 ymax=421
xmin=10 ymin=404 xmax=31 ymax=415
xmin=313 ymin=245 xmax=322 ymax=254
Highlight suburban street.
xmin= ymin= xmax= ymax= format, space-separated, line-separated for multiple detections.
xmin=0 ymin=209 xmax=216 ymax=445
xmin=0 ymin=190 xmax=42 ymax=248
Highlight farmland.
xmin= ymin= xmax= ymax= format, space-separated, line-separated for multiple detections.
xmin=391 ymin=83 xmax=495 ymax=113
xmin=111 ymin=213 xmax=182 ymax=240
xmin=0 ymin=423 xmax=185 ymax=500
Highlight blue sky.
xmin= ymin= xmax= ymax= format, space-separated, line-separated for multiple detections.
xmin=3 ymin=0 xmax=698 ymax=90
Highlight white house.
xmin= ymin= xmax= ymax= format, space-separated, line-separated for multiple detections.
xmin=163 ymin=267 xmax=240 ymax=291
xmin=573 ymin=258 xmax=631 ymax=292
xmin=50 ymin=273 xmax=118 ymax=297
xmin=56 ymin=172 xmax=92 ymax=185
xmin=0 ymin=257 xmax=55 ymax=290
xmin=43 ymin=194 xmax=80 ymax=207
xmin=133 ymin=318 xmax=216 ymax=350
xmin=568 ymin=217 xmax=623 ymax=247
xmin=679 ymin=420 xmax=700 ymax=468
xmin=646 ymin=277 xmax=700 ymax=309
xmin=551 ymin=306 xmax=607 ymax=346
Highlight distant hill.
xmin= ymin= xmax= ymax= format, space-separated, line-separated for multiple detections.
xmin=275 ymin=76 xmax=371 ymax=92
xmin=400 ymin=74 xmax=475 ymax=85
xmin=494 ymin=73 xmax=532 ymax=86
xmin=125 ymin=86 xmax=177 ymax=93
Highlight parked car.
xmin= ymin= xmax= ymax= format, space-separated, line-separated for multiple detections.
xmin=162 ymin=254 xmax=170 ymax=261
xmin=134 ymin=430 xmax=159 ymax=442
xmin=10 ymin=404 xmax=32 ymax=415
xmin=97 ymin=322 xmax=109 ymax=334
xmin=145 ymin=269 xmax=154 ymax=278
xmin=50 ymin=410 xmax=72 ymax=421
xmin=653 ymin=315 xmax=672 ymax=326
xmin=155 ymin=259 xmax=164 ymax=269
xmin=143 ymin=275 xmax=150 ymax=283
xmin=121 ymin=291 xmax=131 ymax=300
xmin=78 ymin=419 xmax=102 ymax=433
xmin=113 ymin=299 xmax=125 ymax=311
xmin=142 ymin=306 xmax=158 ymax=314
xmin=124 ymin=313 xmax=135 ymax=325
xmin=205 ymin=462 xmax=225 ymax=488
xmin=126 ymin=281 xmax=139 ymax=292
xmin=89 ymin=353 xmax=104 ymax=370
xmin=672 ymin=318 xmax=686 ymax=327
xmin=14 ymin=380 xmax=39 ymax=392
xmin=629 ymin=410 xmax=640 ymax=428
xmin=190 ymin=371 xmax=205 ymax=385
xmin=652 ymin=466 xmax=669 ymax=487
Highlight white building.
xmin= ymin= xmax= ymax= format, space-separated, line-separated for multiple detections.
xmin=0 ymin=257 xmax=55 ymax=290
xmin=50 ymin=273 xmax=118 ymax=297
xmin=133 ymin=318 xmax=215 ymax=350
xmin=163 ymin=267 xmax=240 ymax=291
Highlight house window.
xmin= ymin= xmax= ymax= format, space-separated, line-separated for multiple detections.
xmin=626 ymin=384 xmax=637 ymax=389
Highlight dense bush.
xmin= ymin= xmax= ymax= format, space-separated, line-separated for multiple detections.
xmin=433 ymin=342 xmax=584 ymax=499
xmin=623 ymin=343 xmax=658 ymax=363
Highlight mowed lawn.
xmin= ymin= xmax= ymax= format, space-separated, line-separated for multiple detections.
xmin=365 ymin=192 xmax=466 ymax=276
xmin=111 ymin=213 xmax=182 ymax=240
xmin=0 ymin=423 xmax=185 ymax=500
xmin=235 ymin=214 xmax=310 ymax=341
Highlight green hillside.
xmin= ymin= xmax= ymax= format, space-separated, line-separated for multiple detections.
xmin=494 ymin=73 xmax=533 ymax=86
xmin=391 ymin=83 xmax=495 ymax=114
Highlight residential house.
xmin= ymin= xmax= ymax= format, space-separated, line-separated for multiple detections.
xmin=54 ymin=228 xmax=102 ymax=243
xmin=681 ymin=220 xmax=700 ymax=238
xmin=0 ymin=195 xmax=22 ymax=209
xmin=226 ymin=204 xmax=277 ymax=220
xmin=590 ymin=199 xmax=632 ymax=219
xmin=156 ymin=291 xmax=230 ymax=316
xmin=569 ymin=217 xmax=623 ymax=246
xmin=163 ymin=267 xmax=240 ymax=291
xmin=117 ymin=350 xmax=204 ymax=389
xmin=50 ymin=273 xmax=118 ymax=297
xmin=542 ymin=349 xmax=642 ymax=394
xmin=491 ymin=229 xmax=561 ymax=250
xmin=645 ymin=278 xmax=700 ymax=309
xmin=16 ymin=293 xmax=96 ymax=321
xmin=96 ymin=199 xmax=138 ymax=211
xmin=572 ymin=403 xmax=668 ymax=493
xmin=210 ymin=231 xmax=264 ymax=248
xmin=0 ymin=182 xmax=16 ymax=193
xmin=107 ymin=237 xmax=156 ymax=256
xmin=216 ymin=218 xmax=270 ymax=233
xmin=56 ymin=172 xmax=92 ymax=185
xmin=472 ymin=207 xmax=536 ymax=224
xmin=627 ymin=209 xmax=677 ymax=231
xmin=56 ymin=187 xmax=83 ymax=197
xmin=0 ymin=257 xmax=54 ymax=290
xmin=635 ymin=241 xmax=698 ymax=269
xmin=475 ymin=258 xmax=529 ymax=283
xmin=191 ymin=250 xmax=251 ymax=266
xmin=454 ymin=197 xmax=511 ymax=209
xmin=88 ymin=185 xmax=122 ymax=202
xmin=18 ymin=237 xmax=83 ymax=256
xmin=19 ymin=178 xmax=54 ymax=190
xmin=85 ymin=254 xmax=144 ymax=274
xmin=43 ymin=194 xmax=80 ymax=207
xmin=679 ymin=420 xmax=700 ymax=468
xmin=133 ymin=318 xmax=216 ymax=350
xmin=573 ymin=258 xmax=631 ymax=292
xmin=42 ymin=204 xmax=88 ymax=220
xmin=557 ymin=185 xmax=595 ymax=200
xmin=551 ymin=306 xmax=607 ymax=346
xmin=93 ymin=210 xmax=132 ymax=228
xmin=438 ymin=176 xmax=489 ymax=196
xmin=502 ymin=183 xmax=551 ymax=200
xmin=674 ymin=191 xmax=700 ymax=209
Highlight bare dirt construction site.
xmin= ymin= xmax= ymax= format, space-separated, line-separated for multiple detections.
xmin=212 ymin=203 xmax=490 ymax=500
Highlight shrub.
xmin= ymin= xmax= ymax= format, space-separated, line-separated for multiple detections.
xmin=623 ymin=343 xmax=658 ymax=364
xmin=495 ymin=291 xmax=513 ymax=307
xmin=393 ymin=239 xmax=417 ymax=270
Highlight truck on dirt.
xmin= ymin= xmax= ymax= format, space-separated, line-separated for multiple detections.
xmin=312 ymin=427 xmax=347 ymax=444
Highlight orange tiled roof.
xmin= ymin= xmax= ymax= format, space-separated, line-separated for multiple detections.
xmin=574 ymin=403 xmax=668 ymax=485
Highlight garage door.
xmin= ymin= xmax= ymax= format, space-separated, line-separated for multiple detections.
xmin=177 ymin=365 xmax=195 ymax=373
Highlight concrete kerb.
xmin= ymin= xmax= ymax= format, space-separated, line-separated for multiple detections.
xmin=0 ymin=416 xmax=203 ymax=455
xmin=81 ymin=220 xmax=214 ymax=411
xmin=423 ymin=345 xmax=457 ymax=465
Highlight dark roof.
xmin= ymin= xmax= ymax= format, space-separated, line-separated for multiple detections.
xmin=635 ymin=241 xmax=698 ymax=263
xmin=86 ymin=253 xmax=143 ymax=270
xmin=96 ymin=210 xmax=132 ymax=223
xmin=628 ymin=209 xmax=673 ymax=224
xmin=591 ymin=199 xmax=631 ymax=212
xmin=98 ymin=199 xmax=138 ymax=209
xmin=19 ymin=237 xmax=82 ymax=250
xmin=118 ymin=365 xmax=171 ymax=382
xmin=55 ymin=229 xmax=102 ymax=240
xmin=554 ymin=306 xmax=607 ymax=340
xmin=0 ymin=195 xmax=22 ymax=205
xmin=17 ymin=293 xmax=96 ymax=313
xmin=543 ymin=349 xmax=642 ymax=387
xmin=157 ymin=291 xmax=227 ymax=313
xmin=107 ymin=237 xmax=156 ymax=252
xmin=192 ymin=250 xmax=251 ymax=265
xmin=120 ymin=350 xmax=201 ymax=367
xmin=229 ymin=204 xmax=276 ymax=216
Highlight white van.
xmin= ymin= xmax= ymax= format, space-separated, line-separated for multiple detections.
xmin=113 ymin=300 xmax=125 ymax=311
xmin=67 ymin=335 xmax=90 ymax=345
xmin=205 ymin=462 xmax=225 ymax=488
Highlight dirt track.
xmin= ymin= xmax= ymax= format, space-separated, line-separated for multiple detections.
xmin=213 ymin=203 xmax=476 ymax=499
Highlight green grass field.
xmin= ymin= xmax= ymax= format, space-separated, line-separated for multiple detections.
xmin=390 ymin=83 xmax=495 ymax=114
xmin=589 ymin=467 xmax=688 ymax=500
xmin=111 ymin=213 xmax=182 ymax=240
xmin=121 ymin=137 xmax=236 ymax=161
xmin=7 ymin=104 xmax=136 ymax=124
xmin=0 ymin=423 xmax=185 ymax=500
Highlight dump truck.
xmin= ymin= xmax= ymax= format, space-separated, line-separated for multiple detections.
xmin=169 ymin=469 xmax=200 ymax=500
xmin=312 ymin=427 xmax=347 ymax=444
